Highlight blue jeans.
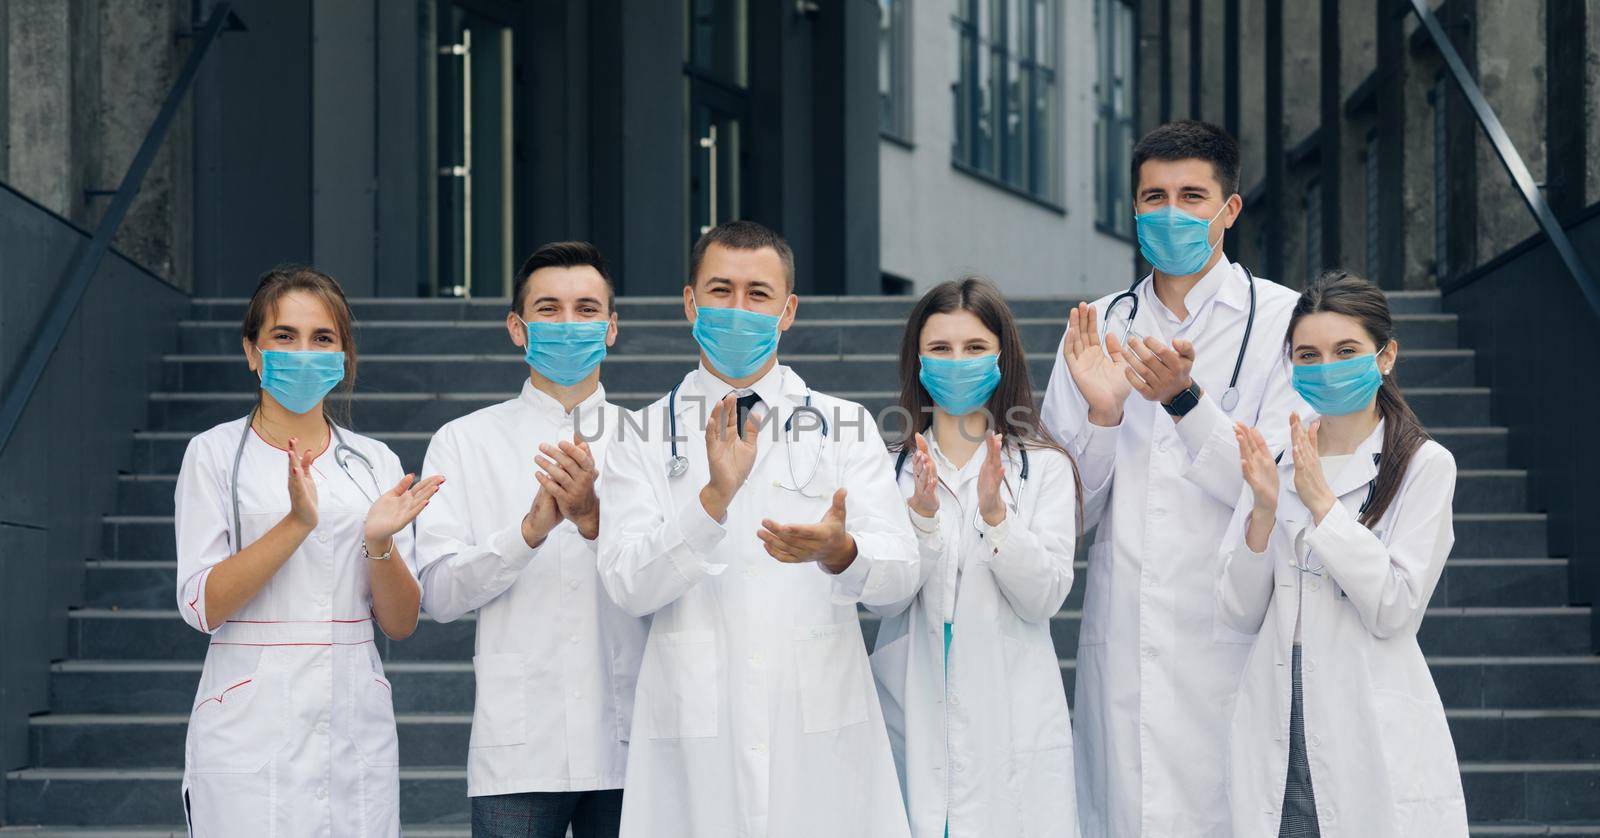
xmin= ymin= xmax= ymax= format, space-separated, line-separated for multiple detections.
xmin=470 ymin=789 xmax=623 ymax=838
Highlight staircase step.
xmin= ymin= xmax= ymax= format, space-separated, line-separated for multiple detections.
xmin=129 ymin=422 xmax=1513 ymax=477
xmin=28 ymin=714 xmax=471 ymax=769
xmin=49 ymin=654 xmax=1599 ymax=718
xmin=1462 ymin=763 xmax=1600 ymax=823
xmin=1449 ymin=710 xmax=1600 ymax=762
xmin=65 ymin=609 xmax=478 ymax=661
xmin=1468 ymin=824 xmax=1600 ymax=836
xmin=1453 ymin=514 xmax=1549 ymax=558
xmin=144 ymin=386 xmax=1492 ymax=435
xmin=79 ymin=555 xmax=1564 ymax=613
xmin=0 ymin=828 xmax=470 ymax=837
xmin=2 ymin=768 xmax=469 ymax=827
xmin=72 ymin=599 xmax=1586 ymax=665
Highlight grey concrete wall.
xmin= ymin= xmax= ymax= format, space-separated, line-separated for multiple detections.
xmin=1282 ymin=0 xmax=1320 ymax=145
xmin=0 ymin=182 xmax=186 ymax=793
xmin=1401 ymin=44 xmax=1438 ymax=288
xmin=1238 ymin=0 xmax=1266 ymax=195
xmin=1474 ymin=0 xmax=1545 ymax=260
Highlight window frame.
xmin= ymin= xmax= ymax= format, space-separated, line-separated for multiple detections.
xmin=951 ymin=0 xmax=1063 ymax=207
xmin=879 ymin=0 xmax=914 ymax=144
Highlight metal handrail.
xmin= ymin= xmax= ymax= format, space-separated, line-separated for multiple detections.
xmin=0 ymin=3 xmax=236 ymax=456
xmin=1406 ymin=0 xmax=1600 ymax=318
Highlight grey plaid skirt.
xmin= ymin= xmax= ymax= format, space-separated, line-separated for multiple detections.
xmin=1279 ymin=644 xmax=1321 ymax=837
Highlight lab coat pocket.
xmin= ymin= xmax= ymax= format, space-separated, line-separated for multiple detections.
xmin=1077 ymin=543 xmax=1112 ymax=647
xmin=187 ymin=652 xmax=284 ymax=774
xmin=348 ymin=653 xmax=400 ymax=768
xmin=1001 ymin=629 xmax=1072 ymax=752
xmin=1211 ymin=607 xmax=1259 ymax=644
xmin=645 ymin=629 xmax=719 ymax=739
xmin=793 ymin=623 xmax=869 ymax=733
xmin=1374 ymin=689 xmax=1461 ymax=804
xmin=469 ymin=653 xmax=528 ymax=748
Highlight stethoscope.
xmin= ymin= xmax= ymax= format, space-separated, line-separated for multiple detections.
xmin=665 ymin=383 xmax=831 ymax=498
xmin=228 ymin=408 xmax=384 ymax=550
xmin=1103 ymin=265 xmax=1257 ymax=412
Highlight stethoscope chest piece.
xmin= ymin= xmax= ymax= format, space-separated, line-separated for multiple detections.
xmin=1219 ymin=386 xmax=1241 ymax=412
xmin=666 ymin=454 xmax=689 ymax=479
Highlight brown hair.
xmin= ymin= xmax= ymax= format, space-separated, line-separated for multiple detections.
xmin=512 ymin=241 xmax=616 ymax=314
xmin=894 ymin=276 xmax=1082 ymax=529
xmin=240 ymin=264 xmax=358 ymax=426
xmin=689 ymin=220 xmax=796 ymax=292
xmin=1131 ymin=118 xmax=1241 ymax=196
xmin=1287 ymin=269 xmax=1428 ymax=528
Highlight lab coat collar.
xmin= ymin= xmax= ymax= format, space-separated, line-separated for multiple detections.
xmin=1144 ymin=253 xmax=1242 ymax=324
xmin=682 ymin=361 xmax=798 ymax=414
xmin=1283 ymin=417 xmax=1385 ymax=501
xmin=517 ymin=377 xmax=607 ymax=418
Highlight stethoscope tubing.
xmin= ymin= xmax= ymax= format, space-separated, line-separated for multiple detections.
xmin=1105 ymin=265 xmax=1257 ymax=408
xmin=229 ymin=408 xmax=381 ymax=552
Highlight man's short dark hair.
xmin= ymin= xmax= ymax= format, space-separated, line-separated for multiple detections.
xmin=688 ymin=220 xmax=796 ymax=292
xmin=1130 ymin=119 xmax=1241 ymax=197
xmin=511 ymin=241 xmax=615 ymax=313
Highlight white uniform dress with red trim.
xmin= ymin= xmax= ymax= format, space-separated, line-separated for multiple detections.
xmin=174 ymin=416 xmax=416 ymax=837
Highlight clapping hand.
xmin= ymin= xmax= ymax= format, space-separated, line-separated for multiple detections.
xmin=976 ymin=433 xmax=1007 ymax=526
xmin=757 ymin=489 xmax=858 ymax=574
xmin=700 ymin=394 xmax=759 ymax=522
xmin=1234 ymin=422 xmax=1279 ymax=515
xmin=364 ymin=473 xmax=446 ymax=545
xmin=1122 ymin=336 xmax=1198 ymax=406
xmin=1289 ymin=412 xmax=1335 ymax=522
xmin=906 ymin=433 xmax=939 ymax=518
xmin=536 ymin=430 xmax=600 ymax=539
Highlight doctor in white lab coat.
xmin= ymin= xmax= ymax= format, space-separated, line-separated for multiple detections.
xmin=597 ymin=221 xmax=918 ymax=838
xmin=1040 ymin=121 xmax=1304 ymax=838
xmin=1220 ymin=270 xmax=1467 ymax=837
xmin=414 ymin=242 xmax=647 ymax=837
xmin=867 ymin=277 xmax=1080 ymax=838
xmin=175 ymin=267 xmax=441 ymax=837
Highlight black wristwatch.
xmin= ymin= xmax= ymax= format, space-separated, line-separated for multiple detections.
xmin=1162 ymin=382 xmax=1203 ymax=417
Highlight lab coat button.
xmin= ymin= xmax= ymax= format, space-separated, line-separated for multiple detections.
xmin=315 ymin=786 xmax=328 ymax=800
xmin=1143 ymin=647 xmax=1159 ymax=659
xmin=569 ymin=635 xmax=580 ymax=645
xmin=1305 ymin=659 xmax=1316 ymax=672
xmin=950 ymin=694 xmax=960 ymax=706
xmin=568 ymin=579 xmax=580 ymax=590
xmin=754 ymin=743 xmax=768 ymax=754
xmin=1309 ymin=581 xmax=1321 ymax=592
xmin=1310 ymin=734 xmax=1322 ymax=748
xmin=1150 ymin=508 xmax=1167 ymax=519
xmin=954 ymin=761 xmax=965 ymax=772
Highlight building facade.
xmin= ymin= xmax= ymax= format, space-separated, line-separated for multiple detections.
xmin=875 ymin=0 xmax=1138 ymax=297
xmin=1137 ymin=0 xmax=1600 ymax=292
xmin=1 ymin=0 xmax=1143 ymax=301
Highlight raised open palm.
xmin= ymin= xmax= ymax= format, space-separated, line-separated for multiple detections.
xmin=1063 ymin=302 xmax=1133 ymax=418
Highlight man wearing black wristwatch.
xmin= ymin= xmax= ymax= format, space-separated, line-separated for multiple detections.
xmin=1039 ymin=120 xmax=1307 ymax=838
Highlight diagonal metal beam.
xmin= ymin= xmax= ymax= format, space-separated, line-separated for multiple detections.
xmin=0 ymin=3 xmax=234 ymax=455
xmin=1407 ymin=0 xmax=1600 ymax=317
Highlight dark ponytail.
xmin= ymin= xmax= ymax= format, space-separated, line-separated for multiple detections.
xmin=1287 ymin=270 xmax=1429 ymax=528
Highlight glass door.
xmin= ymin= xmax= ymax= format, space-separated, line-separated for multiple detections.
xmin=685 ymin=0 xmax=749 ymax=251
xmin=437 ymin=2 xmax=515 ymax=298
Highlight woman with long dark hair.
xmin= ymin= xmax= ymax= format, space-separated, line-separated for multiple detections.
xmin=868 ymin=276 xmax=1081 ymax=838
xmin=1219 ymin=270 xmax=1467 ymax=836
xmin=173 ymin=266 xmax=444 ymax=835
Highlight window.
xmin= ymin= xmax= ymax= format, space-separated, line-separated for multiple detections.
xmin=1430 ymin=74 xmax=1449 ymax=279
xmin=879 ymin=0 xmax=911 ymax=140
xmin=436 ymin=4 xmax=515 ymax=297
xmin=953 ymin=0 xmax=1059 ymax=202
xmin=1364 ymin=131 xmax=1379 ymax=279
xmin=1304 ymin=179 xmax=1322 ymax=282
xmin=1095 ymin=0 xmax=1135 ymax=237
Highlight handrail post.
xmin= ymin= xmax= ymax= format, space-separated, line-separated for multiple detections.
xmin=1406 ymin=0 xmax=1600 ymax=317
xmin=0 ymin=2 xmax=234 ymax=455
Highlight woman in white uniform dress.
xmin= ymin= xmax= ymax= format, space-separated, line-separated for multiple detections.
xmin=173 ymin=266 xmax=444 ymax=837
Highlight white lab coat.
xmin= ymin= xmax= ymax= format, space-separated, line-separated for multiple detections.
xmin=1217 ymin=422 xmax=1467 ymax=837
xmin=174 ymin=416 xmax=415 ymax=837
xmin=597 ymin=363 xmax=918 ymax=838
xmin=1040 ymin=258 xmax=1305 ymax=838
xmin=414 ymin=381 xmax=648 ymax=796
xmin=868 ymin=433 xmax=1078 ymax=838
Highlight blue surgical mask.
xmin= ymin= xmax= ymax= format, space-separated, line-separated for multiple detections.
xmin=1291 ymin=351 xmax=1385 ymax=416
xmin=520 ymin=318 xmax=609 ymax=386
xmin=691 ymin=302 xmax=782 ymax=379
xmin=258 ymin=349 xmax=346 ymax=414
xmin=919 ymin=354 xmax=1002 ymax=416
xmin=1135 ymin=203 xmax=1227 ymax=277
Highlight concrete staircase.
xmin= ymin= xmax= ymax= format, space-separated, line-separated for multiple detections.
xmin=3 ymin=292 xmax=1596 ymax=835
